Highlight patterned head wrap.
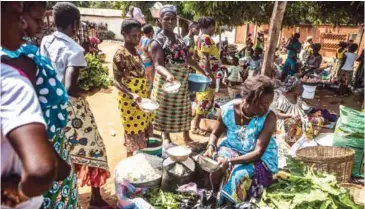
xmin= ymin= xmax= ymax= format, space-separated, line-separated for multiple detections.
xmin=280 ymin=76 xmax=301 ymax=93
xmin=159 ymin=5 xmax=177 ymax=17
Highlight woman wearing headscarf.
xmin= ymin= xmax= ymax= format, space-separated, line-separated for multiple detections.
xmin=203 ymin=76 xmax=278 ymax=205
xmin=150 ymin=5 xmax=206 ymax=142
xmin=113 ymin=19 xmax=154 ymax=157
xmin=273 ymin=76 xmax=324 ymax=146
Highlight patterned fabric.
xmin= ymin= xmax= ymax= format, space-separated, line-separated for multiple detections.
xmin=338 ymin=70 xmax=353 ymax=85
xmin=283 ymin=41 xmax=302 ymax=76
xmin=77 ymin=21 xmax=89 ymax=45
xmin=67 ymin=97 xmax=110 ymax=187
xmin=150 ymin=32 xmax=192 ymax=133
xmin=195 ymin=34 xmax=221 ymax=116
xmin=274 ymin=95 xmax=317 ymax=144
xmin=139 ymin=36 xmax=154 ymax=92
xmin=113 ymin=46 xmax=154 ymax=153
xmin=1 ymin=44 xmax=79 ymax=209
xmin=215 ymin=100 xmax=278 ymax=205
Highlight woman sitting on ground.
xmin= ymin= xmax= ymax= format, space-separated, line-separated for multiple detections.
xmin=274 ymin=76 xmax=323 ymax=146
xmin=204 ymin=75 xmax=278 ymax=205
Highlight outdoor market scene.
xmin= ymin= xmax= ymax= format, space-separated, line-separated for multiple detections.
xmin=1 ymin=1 xmax=365 ymax=209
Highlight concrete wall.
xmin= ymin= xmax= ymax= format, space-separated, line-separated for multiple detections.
xmin=81 ymin=15 xmax=123 ymax=40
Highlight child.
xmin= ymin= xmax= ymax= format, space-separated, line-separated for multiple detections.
xmin=339 ymin=43 xmax=358 ymax=87
xmin=140 ymin=24 xmax=154 ymax=94
xmin=223 ymin=57 xmax=245 ymax=99
xmin=330 ymin=41 xmax=347 ymax=83
xmin=248 ymin=47 xmax=263 ymax=77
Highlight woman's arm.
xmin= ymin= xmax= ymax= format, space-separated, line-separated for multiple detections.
xmin=204 ymin=109 xmax=227 ymax=157
xmin=150 ymin=40 xmax=174 ymax=82
xmin=230 ymin=112 xmax=277 ymax=165
xmin=186 ymin=51 xmax=214 ymax=80
xmin=7 ymin=123 xmax=58 ymax=197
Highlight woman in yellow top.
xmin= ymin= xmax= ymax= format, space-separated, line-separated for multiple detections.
xmin=113 ymin=19 xmax=154 ymax=157
xmin=192 ymin=17 xmax=220 ymax=136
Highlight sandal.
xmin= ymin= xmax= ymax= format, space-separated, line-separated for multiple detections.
xmin=192 ymin=128 xmax=208 ymax=136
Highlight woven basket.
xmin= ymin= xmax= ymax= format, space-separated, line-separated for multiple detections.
xmin=296 ymin=146 xmax=355 ymax=183
xmin=340 ymin=183 xmax=365 ymax=206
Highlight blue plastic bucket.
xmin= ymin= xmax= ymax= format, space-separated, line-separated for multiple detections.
xmin=188 ymin=73 xmax=212 ymax=92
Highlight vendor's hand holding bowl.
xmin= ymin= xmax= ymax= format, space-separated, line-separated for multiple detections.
xmin=217 ymin=158 xmax=229 ymax=171
xmin=203 ymin=146 xmax=215 ymax=158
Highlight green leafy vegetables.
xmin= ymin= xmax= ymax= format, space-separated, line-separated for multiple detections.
xmin=260 ymin=157 xmax=361 ymax=209
xmin=77 ymin=54 xmax=113 ymax=90
xmin=146 ymin=189 xmax=194 ymax=209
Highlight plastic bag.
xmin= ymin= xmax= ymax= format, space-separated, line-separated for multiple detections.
xmin=333 ymin=105 xmax=364 ymax=177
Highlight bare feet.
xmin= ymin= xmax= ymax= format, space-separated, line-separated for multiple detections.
xmin=183 ymin=130 xmax=193 ymax=144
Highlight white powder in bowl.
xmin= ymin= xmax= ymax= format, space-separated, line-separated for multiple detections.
xmin=114 ymin=153 xmax=163 ymax=183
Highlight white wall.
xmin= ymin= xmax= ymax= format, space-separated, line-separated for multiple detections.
xmin=81 ymin=16 xmax=123 ymax=40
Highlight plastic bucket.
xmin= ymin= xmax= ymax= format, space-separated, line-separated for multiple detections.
xmin=302 ymin=84 xmax=317 ymax=99
xmin=136 ymin=137 xmax=162 ymax=156
xmin=188 ymin=73 xmax=212 ymax=92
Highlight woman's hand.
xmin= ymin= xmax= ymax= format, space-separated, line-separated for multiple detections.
xmin=203 ymin=146 xmax=215 ymax=158
xmin=166 ymin=74 xmax=175 ymax=82
xmin=131 ymin=93 xmax=142 ymax=104
xmin=1 ymin=176 xmax=29 ymax=208
xmin=217 ymin=158 xmax=229 ymax=171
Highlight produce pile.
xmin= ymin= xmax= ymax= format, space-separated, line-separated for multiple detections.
xmin=259 ymin=158 xmax=361 ymax=209
xmin=146 ymin=188 xmax=195 ymax=209
xmin=114 ymin=153 xmax=163 ymax=184
xmin=77 ymin=53 xmax=113 ymax=90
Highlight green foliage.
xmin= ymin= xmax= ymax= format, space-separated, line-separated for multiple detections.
xmin=105 ymin=31 xmax=115 ymax=39
xmin=47 ymin=1 xmax=363 ymax=27
xmin=78 ymin=54 xmax=113 ymax=90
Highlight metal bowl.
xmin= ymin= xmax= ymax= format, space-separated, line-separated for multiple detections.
xmin=162 ymin=81 xmax=181 ymax=94
xmin=138 ymin=98 xmax=159 ymax=113
xmin=198 ymin=155 xmax=220 ymax=173
xmin=166 ymin=146 xmax=192 ymax=162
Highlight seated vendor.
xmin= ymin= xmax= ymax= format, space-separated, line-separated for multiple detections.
xmin=301 ymin=43 xmax=323 ymax=76
xmin=274 ymin=76 xmax=324 ymax=146
xmin=204 ymin=75 xmax=278 ymax=205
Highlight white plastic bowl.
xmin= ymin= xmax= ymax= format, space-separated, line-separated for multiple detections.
xmin=162 ymin=81 xmax=181 ymax=94
xmin=138 ymin=98 xmax=159 ymax=113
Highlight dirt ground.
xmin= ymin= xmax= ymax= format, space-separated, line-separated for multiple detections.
xmin=78 ymin=42 xmax=363 ymax=208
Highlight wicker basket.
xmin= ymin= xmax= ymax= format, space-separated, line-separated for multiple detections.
xmin=296 ymin=146 xmax=355 ymax=183
xmin=340 ymin=183 xmax=365 ymax=206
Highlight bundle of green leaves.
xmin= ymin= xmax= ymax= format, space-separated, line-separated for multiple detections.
xmin=78 ymin=54 xmax=113 ymax=91
xmin=259 ymin=157 xmax=361 ymax=209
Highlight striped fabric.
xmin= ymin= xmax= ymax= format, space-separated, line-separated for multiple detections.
xmin=151 ymin=63 xmax=191 ymax=133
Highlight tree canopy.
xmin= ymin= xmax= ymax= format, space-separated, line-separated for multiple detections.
xmin=47 ymin=1 xmax=364 ymax=27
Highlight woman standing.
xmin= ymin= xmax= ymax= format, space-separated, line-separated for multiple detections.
xmin=282 ymin=33 xmax=302 ymax=80
xmin=2 ymin=2 xmax=78 ymax=208
xmin=204 ymin=76 xmax=278 ymax=205
xmin=192 ymin=17 xmax=220 ymax=136
xmin=150 ymin=5 xmax=206 ymax=142
xmin=40 ymin=2 xmax=111 ymax=208
xmin=113 ymin=19 xmax=154 ymax=157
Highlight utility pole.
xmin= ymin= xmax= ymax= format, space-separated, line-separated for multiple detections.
xmin=262 ymin=1 xmax=287 ymax=76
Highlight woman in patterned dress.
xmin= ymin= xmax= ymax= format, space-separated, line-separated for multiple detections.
xmin=40 ymin=3 xmax=111 ymax=208
xmin=113 ymin=19 xmax=154 ymax=157
xmin=192 ymin=17 xmax=220 ymax=136
xmin=204 ymin=76 xmax=278 ymax=205
xmin=150 ymin=5 xmax=207 ymax=142
xmin=1 ymin=2 xmax=79 ymax=208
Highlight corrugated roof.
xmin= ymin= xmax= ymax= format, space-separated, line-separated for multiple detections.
xmin=78 ymin=7 xmax=122 ymax=18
